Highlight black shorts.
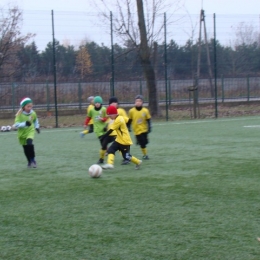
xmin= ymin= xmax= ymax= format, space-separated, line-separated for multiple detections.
xmin=99 ymin=135 xmax=116 ymax=150
xmin=136 ymin=132 xmax=149 ymax=148
xmin=107 ymin=141 xmax=131 ymax=160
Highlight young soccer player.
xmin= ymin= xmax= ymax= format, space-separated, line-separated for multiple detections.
xmin=82 ymin=96 xmax=109 ymax=164
xmin=101 ymin=105 xmax=142 ymax=170
xmin=128 ymin=95 xmax=152 ymax=160
xmin=108 ymin=96 xmax=130 ymax=165
xmin=80 ymin=96 xmax=94 ymax=137
xmin=13 ymin=97 xmax=40 ymax=168
xmin=108 ymin=96 xmax=128 ymax=118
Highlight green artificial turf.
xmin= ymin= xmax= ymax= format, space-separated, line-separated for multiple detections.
xmin=0 ymin=117 xmax=260 ymax=259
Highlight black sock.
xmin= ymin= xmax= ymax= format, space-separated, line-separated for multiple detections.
xmin=26 ymin=144 xmax=36 ymax=161
xmin=23 ymin=145 xmax=31 ymax=163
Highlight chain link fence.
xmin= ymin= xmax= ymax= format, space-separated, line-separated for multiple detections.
xmin=0 ymin=8 xmax=260 ymax=122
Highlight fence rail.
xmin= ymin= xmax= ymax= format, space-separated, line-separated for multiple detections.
xmin=1 ymin=76 xmax=260 ymax=112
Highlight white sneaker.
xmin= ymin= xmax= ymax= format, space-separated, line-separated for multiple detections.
xmin=102 ymin=164 xmax=114 ymax=169
xmin=135 ymin=160 xmax=142 ymax=170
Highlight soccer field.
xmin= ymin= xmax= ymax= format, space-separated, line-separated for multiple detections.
xmin=1 ymin=116 xmax=260 ymax=259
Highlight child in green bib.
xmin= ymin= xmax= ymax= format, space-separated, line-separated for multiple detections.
xmin=14 ymin=97 xmax=40 ymax=168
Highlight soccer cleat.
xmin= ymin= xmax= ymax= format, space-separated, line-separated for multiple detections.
xmin=97 ymin=158 xmax=104 ymax=164
xmin=142 ymin=155 xmax=149 ymax=160
xmin=31 ymin=160 xmax=37 ymax=168
xmin=27 ymin=162 xmax=32 ymax=168
xmin=121 ymin=159 xmax=130 ymax=165
xmin=80 ymin=132 xmax=85 ymax=138
xmin=135 ymin=160 xmax=142 ymax=170
xmin=102 ymin=164 xmax=114 ymax=169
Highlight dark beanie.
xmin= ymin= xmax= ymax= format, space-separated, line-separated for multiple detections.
xmin=135 ymin=95 xmax=143 ymax=101
xmin=109 ymin=96 xmax=118 ymax=105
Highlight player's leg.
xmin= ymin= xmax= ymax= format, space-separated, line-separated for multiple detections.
xmin=22 ymin=145 xmax=31 ymax=168
xmin=138 ymin=133 xmax=149 ymax=159
xmin=19 ymin=137 xmax=31 ymax=167
xmin=119 ymin=145 xmax=131 ymax=165
xmin=121 ymin=144 xmax=142 ymax=170
xmin=88 ymin=124 xmax=94 ymax=133
xmin=127 ymin=154 xmax=142 ymax=170
xmin=102 ymin=141 xmax=119 ymax=169
xmin=97 ymin=135 xmax=116 ymax=164
xmin=80 ymin=124 xmax=94 ymax=137
xmin=26 ymin=138 xmax=37 ymax=168
xmin=97 ymin=135 xmax=108 ymax=164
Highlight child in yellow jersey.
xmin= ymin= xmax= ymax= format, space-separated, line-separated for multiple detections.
xmin=128 ymin=95 xmax=152 ymax=160
xmin=108 ymin=96 xmax=128 ymax=118
xmin=80 ymin=96 xmax=94 ymax=137
xmin=100 ymin=105 xmax=142 ymax=170
xmin=108 ymin=96 xmax=130 ymax=165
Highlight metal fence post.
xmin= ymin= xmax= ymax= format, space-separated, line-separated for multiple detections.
xmin=110 ymin=11 xmax=115 ymax=97
xmin=12 ymin=82 xmax=15 ymax=113
xmin=221 ymin=75 xmax=224 ymax=102
xmin=139 ymin=80 xmax=143 ymax=95
xmin=168 ymin=78 xmax=171 ymax=106
xmin=46 ymin=80 xmax=50 ymax=112
xmin=78 ymin=80 xmax=82 ymax=110
xmin=247 ymin=75 xmax=250 ymax=101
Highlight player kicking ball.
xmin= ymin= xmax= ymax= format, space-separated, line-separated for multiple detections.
xmin=101 ymin=105 xmax=142 ymax=170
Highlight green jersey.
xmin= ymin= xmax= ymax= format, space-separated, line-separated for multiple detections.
xmin=88 ymin=106 xmax=107 ymax=137
xmin=14 ymin=110 xmax=39 ymax=145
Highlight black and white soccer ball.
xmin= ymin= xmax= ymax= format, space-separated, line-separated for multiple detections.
xmin=6 ymin=125 xmax=12 ymax=131
xmin=1 ymin=126 xmax=7 ymax=132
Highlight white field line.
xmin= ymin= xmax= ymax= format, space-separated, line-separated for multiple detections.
xmin=243 ymin=125 xmax=260 ymax=128
xmin=157 ymin=116 xmax=260 ymax=126
xmin=0 ymin=127 xmax=82 ymax=136
xmin=1 ymin=116 xmax=260 ymax=137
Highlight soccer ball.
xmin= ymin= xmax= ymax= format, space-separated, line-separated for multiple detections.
xmin=88 ymin=164 xmax=102 ymax=178
xmin=12 ymin=124 xmax=18 ymax=131
xmin=6 ymin=125 xmax=12 ymax=131
xmin=1 ymin=126 xmax=7 ymax=132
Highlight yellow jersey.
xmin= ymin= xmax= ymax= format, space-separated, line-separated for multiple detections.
xmin=128 ymin=107 xmax=151 ymax=135
xmin=107 ymin=107 xmax=129 ymax=136
xmin=110 ymin=115 xmax=133 ymax=145
xmin=117 ymin=107 xmax=128 ymax=118
xmin=87 ymin=104 xmax=94 ymax=124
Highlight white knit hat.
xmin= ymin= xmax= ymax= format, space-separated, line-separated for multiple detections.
xmin=20 ymin=97 xmax=32 ymax=107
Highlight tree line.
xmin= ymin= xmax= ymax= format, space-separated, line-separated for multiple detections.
xmin=1 ymin=7 xmax=260 ymax=83
xmin=0 ymin=37 xmax=258 ymax=83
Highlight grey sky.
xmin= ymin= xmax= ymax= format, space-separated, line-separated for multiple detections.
xmin=3 ymin=0 xmax=260 ymax=14
xmin=1 ymin=0 xmax=260 ymax=50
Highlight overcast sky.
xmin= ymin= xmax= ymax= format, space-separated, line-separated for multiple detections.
xmin=1 ymin=0 xmax=260 ymax=50
xmin=2 ymin=0 xmax=260 ymax=14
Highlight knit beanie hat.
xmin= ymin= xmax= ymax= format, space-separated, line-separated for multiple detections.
xmin=94 ymin=96 xmax=103 ymax=104
xmin=135 ymin=94 xmax=143 ymax=101
xmin=88 ymin=96 xmax=94 ymax=102
xmin=109 ymin=96 xmax=118 ymax=105
xmin=106 ymin=105 xmax=118 ymax=116
xmin=20 ymin=97 xmax=32 ymax=107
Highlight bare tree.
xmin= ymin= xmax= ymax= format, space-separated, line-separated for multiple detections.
xmin=233 ymin=22 xmax=259 ymax=46
xmin=228 ymin=22 xmax=259 ymax=75
xmin=76 ymin=45 xmax=93 ymax=80
xmin=0 ymin=6 xmax=34 ymax=81
xmin=91 ymin=0 xmax=183 ymax=116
